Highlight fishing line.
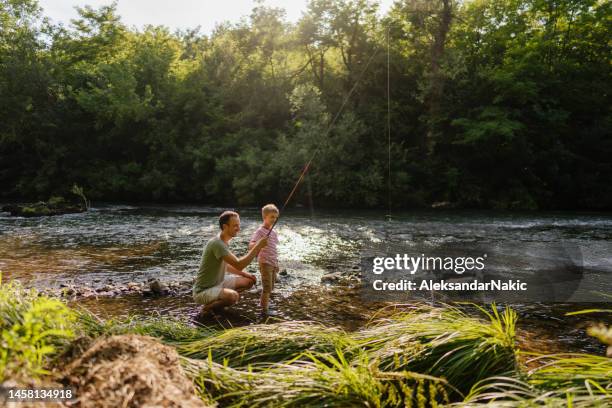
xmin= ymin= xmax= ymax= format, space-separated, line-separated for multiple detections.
xmin=386 ymin=24 xmax=392 ymax=222
xmin=266 ymin=34 xmax=385 ymax=237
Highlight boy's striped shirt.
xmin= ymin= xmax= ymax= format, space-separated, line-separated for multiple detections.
xmin=250 ymin=225 xmax=279 ymax=266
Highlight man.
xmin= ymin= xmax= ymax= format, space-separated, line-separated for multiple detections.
xmin=193 ymin=210 xmax=267 ymax=315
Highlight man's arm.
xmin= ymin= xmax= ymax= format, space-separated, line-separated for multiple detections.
xmin=248 ymin=230 xmax=260 ymax=250
xmin=226 ymin=263 xmax=256 ymax=281
xmin=222 ymin=237 xmax=267 ymax=271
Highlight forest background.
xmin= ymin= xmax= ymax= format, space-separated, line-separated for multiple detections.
xmin=1 ymin=0 xmax=610 ymax=210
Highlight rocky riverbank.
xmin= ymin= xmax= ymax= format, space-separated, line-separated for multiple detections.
xmin=1 ymin=195 xmax=87 ymax=217
xmin=38 ymin=267 xmax=362 ymax=301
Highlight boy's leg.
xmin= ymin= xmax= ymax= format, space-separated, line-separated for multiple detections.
xmin=259 ymin=264 xmax=273 ymax=311
xmin=272 ymin=266 xmax=278 ymax=291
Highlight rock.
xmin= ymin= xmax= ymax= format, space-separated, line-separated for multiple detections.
xmin=149 ymin=279 xmax=168 ymax=295
xmin=280 ymin=269 xmax=288 ymax=276
xmin=127 ymin=281 xmax=140 ymax=290
xmin=431 ymin=201 xmax=456 ymax=209
xmin=81 ymin=290 xmax=96 ymax=298
xmin=321 ymin=272 xmax=343 ymax=283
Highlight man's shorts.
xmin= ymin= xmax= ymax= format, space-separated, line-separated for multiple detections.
xmin=193 ymin=274 xmax=238 ymax=305
xmin=260 ymin=263 xmax=278 ymax=293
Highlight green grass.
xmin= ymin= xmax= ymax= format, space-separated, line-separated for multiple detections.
xmin=525 ymin=353 xmax=612 ymax=394
xmin=183 ymin=350 xmax=451 ymax=407
xmin=460 ymin=349 xmax=612 ymax=406
xmin=76 ymin=310 xmax=214 ymax=344
xmin=0 ymin=277 xmax=77 ymax=381
xmin=175 ymin=321 xmax=355 ymax=367
xmin=352 ymin=304 xmax=518 ymax=396
xmin=462 ymin=375 xmax=611 ymax=407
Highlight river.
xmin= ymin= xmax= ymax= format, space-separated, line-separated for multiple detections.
xmin=1 ymin=204 xmax=611 ymax=354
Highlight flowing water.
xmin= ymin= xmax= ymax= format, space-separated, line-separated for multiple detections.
xmin=1 ymin=204 xmax=611 ymax=353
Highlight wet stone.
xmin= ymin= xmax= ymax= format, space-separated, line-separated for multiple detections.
xmin=321 ymin=272 xmax=342 ymax=283
xmin=149 ymin=279 xmax=168 ymax=295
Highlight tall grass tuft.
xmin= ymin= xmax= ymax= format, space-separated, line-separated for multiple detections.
xmin=183 ymin=350 xmax=451 ymax=407
xmin=353 ymin=304 xmax=518 ymax=395
xmin=462 ymin=375 xmax=611 ymax=407
xmin=526 ymin=353 xmax=612 ymax=394
xmin=0 ymin=277 xmax=76 ymax=381
xmin=176 ymin=321 xmax=355 ymax=367
xmin=76 ymin=310 xmax=214 ymax=344
xmin=461 ymin=351 xmax=611 ymax=406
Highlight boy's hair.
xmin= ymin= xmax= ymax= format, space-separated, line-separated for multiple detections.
xmin=261 ymin=204 xmax=279 ymax=218
xmin=219 ymin=210 xmax=239 ymax=230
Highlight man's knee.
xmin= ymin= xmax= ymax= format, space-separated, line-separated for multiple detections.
xmin=235 ymin=277 xmax=254 ymax=291
xmin=222 ymin=289 xmax=239 ymax=304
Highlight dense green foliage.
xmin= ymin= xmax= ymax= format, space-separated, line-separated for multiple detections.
xmin=1 ymin=0 xmax=610 ymax=209
xmin=0 ymin=277 xmax=76 ymax=381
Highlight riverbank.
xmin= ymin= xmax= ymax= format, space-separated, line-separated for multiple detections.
xmin=1 ymin=279 xmax=610 ymax=407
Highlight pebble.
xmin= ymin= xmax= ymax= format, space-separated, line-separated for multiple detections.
xmin=321 ymin=272 xmax=343 ymax=283
xmin=149 ymin=279 xmax=168 ymax=295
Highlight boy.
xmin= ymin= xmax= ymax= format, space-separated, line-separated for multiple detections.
xmin=249 ymin=204 xmax=280 ymax=314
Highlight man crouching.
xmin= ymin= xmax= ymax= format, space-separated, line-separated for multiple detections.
xmin=193 ymin=210 xmax=267 ymax=316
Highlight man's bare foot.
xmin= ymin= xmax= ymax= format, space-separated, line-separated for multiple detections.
xmin=195 ymin=303 xmax=220 ymax=319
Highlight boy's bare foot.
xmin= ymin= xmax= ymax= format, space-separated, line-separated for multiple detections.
xmin=260 ymin=304 xmax=279 ymax=317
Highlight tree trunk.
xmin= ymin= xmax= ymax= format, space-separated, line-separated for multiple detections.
xmin=425 ymin=0 xmax=452 ymax=154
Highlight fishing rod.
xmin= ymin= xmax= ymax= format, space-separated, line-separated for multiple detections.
xmin=266 ymin=37 xmax=386 ymax=237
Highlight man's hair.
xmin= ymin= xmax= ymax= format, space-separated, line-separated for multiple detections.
xmin=219 ymin=210 xmax=239 ymax=230
xmin=262 ymin=204 xmax=279 ymax=218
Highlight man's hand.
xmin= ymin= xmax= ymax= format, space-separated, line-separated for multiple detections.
xmin=241 ymin=271 xmax=256 ymax=283
xmin=254 ymin=237 xmax=268 ymax=250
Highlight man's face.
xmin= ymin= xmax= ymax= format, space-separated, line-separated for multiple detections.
xmin=224 ymin=215 xmax=241 ymax=238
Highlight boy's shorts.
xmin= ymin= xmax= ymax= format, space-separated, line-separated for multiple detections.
xmin=193 ymin=274 xmax=238 ymax=305
xmin=260 ymin=263 xmax=278 ymax=293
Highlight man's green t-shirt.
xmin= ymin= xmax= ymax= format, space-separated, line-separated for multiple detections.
xmin=193 ymin=236 xmax=230 ymax=293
